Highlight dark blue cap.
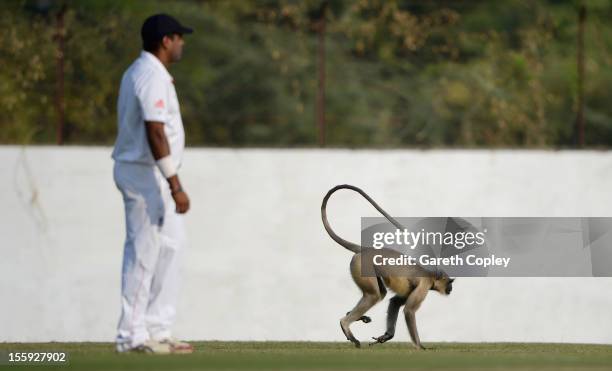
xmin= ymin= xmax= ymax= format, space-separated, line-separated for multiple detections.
xmin=141 ymin=13 xmax=193 ymax=45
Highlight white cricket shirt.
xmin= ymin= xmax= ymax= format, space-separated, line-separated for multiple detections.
xmin=112 ymin=51 xmax=185 ymax=168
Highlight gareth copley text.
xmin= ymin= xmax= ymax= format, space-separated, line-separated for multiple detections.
xmin=373 ymin=254 xmax=511 ymax=268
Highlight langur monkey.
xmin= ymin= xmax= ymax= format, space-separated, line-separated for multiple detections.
xmin=321 ymin=184 xmax=454 ymax=349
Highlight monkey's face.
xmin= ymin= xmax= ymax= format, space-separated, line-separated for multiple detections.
xmin=433 ymin=277 xmax=455 ymax=295
xmin=444 ymin=278 xmax=454 ymax=295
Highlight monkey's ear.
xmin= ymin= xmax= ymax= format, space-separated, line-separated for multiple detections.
xmin=449 ymin=278 xmax=455 ymax=283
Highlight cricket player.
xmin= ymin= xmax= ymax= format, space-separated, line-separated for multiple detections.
xmin=111 ymin=14 xmax=194 ymax=354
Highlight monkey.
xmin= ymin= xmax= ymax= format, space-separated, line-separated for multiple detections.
xmin=321 ymin=184 xmax=454 ymax=349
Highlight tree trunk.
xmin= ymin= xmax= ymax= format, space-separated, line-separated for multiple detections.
xmin=575 ymin=4 xmax=586 ymax=147
xmin=55 ymin=5 xmax=66 ymax=145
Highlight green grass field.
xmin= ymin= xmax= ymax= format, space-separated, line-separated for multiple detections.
xmin=2 ymin=342 xmax=612 ymax=370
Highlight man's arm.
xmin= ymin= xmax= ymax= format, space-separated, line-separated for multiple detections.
xmin=145 ymin=121 xmax=190 ymax=214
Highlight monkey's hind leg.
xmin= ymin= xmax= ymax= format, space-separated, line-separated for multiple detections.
xmin=370 ymin=295 xmax=406 ymax=346
xmin=340 ymin=268 xmax=385 ymax=348
xmin=340 ymin=255 xmax=385 ymax=348
xmin=340 ymin=291 xmax=380 ymax=348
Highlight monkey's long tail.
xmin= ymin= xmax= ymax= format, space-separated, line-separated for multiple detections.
xmin=321 ymin=184 xmax=406 ymax=254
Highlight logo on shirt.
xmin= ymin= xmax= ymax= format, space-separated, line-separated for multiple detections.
xmin=154 ymin=99 xmax=165 ymax=109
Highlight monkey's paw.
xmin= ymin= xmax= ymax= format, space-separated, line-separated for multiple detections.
xmin=369 ymin=333 xmax=393 ymax=346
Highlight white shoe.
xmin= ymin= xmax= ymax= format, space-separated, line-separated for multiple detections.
xmin=117 ymin=339 xmax=172 ymax=354
xmin=158 ymin=337 xmax=194 ymax=354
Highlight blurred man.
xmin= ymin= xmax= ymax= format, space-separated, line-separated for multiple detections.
xmin=111 ymin=14 xmax=194 ymax=354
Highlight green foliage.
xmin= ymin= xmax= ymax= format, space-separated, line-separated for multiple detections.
xmin=1 ymin=0 xmax=611 ymax=147
xmin=0 ymin=2 xmax=54 ymax=143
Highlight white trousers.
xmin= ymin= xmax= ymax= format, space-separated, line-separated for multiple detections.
xmin=113 ymin=161 xmax=186 ymax=350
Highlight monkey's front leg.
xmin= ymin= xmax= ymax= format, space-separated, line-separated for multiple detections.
xmin=405 ymin=308 xmax=425 ymax=350
xmin=370 ymin=295 xmax=406 ymax=345
xmin=404 ymin=284 xmax=428 ymax=350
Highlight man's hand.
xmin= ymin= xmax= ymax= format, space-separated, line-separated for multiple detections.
xmin=167 ymin=174 xmax=190 ymax=214
xmin=172 ymin=189 xmax=190 ymax=214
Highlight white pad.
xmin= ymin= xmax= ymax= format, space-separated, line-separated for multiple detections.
xmin=156 ymin=155 xmax=177 ymax=179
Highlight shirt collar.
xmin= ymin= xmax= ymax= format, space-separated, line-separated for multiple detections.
xmin=140 ymin=51 xmax=173 ymax=82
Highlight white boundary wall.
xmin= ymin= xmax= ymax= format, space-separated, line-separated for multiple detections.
xmin=1 ymin=146 xmax=611 ymax=343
